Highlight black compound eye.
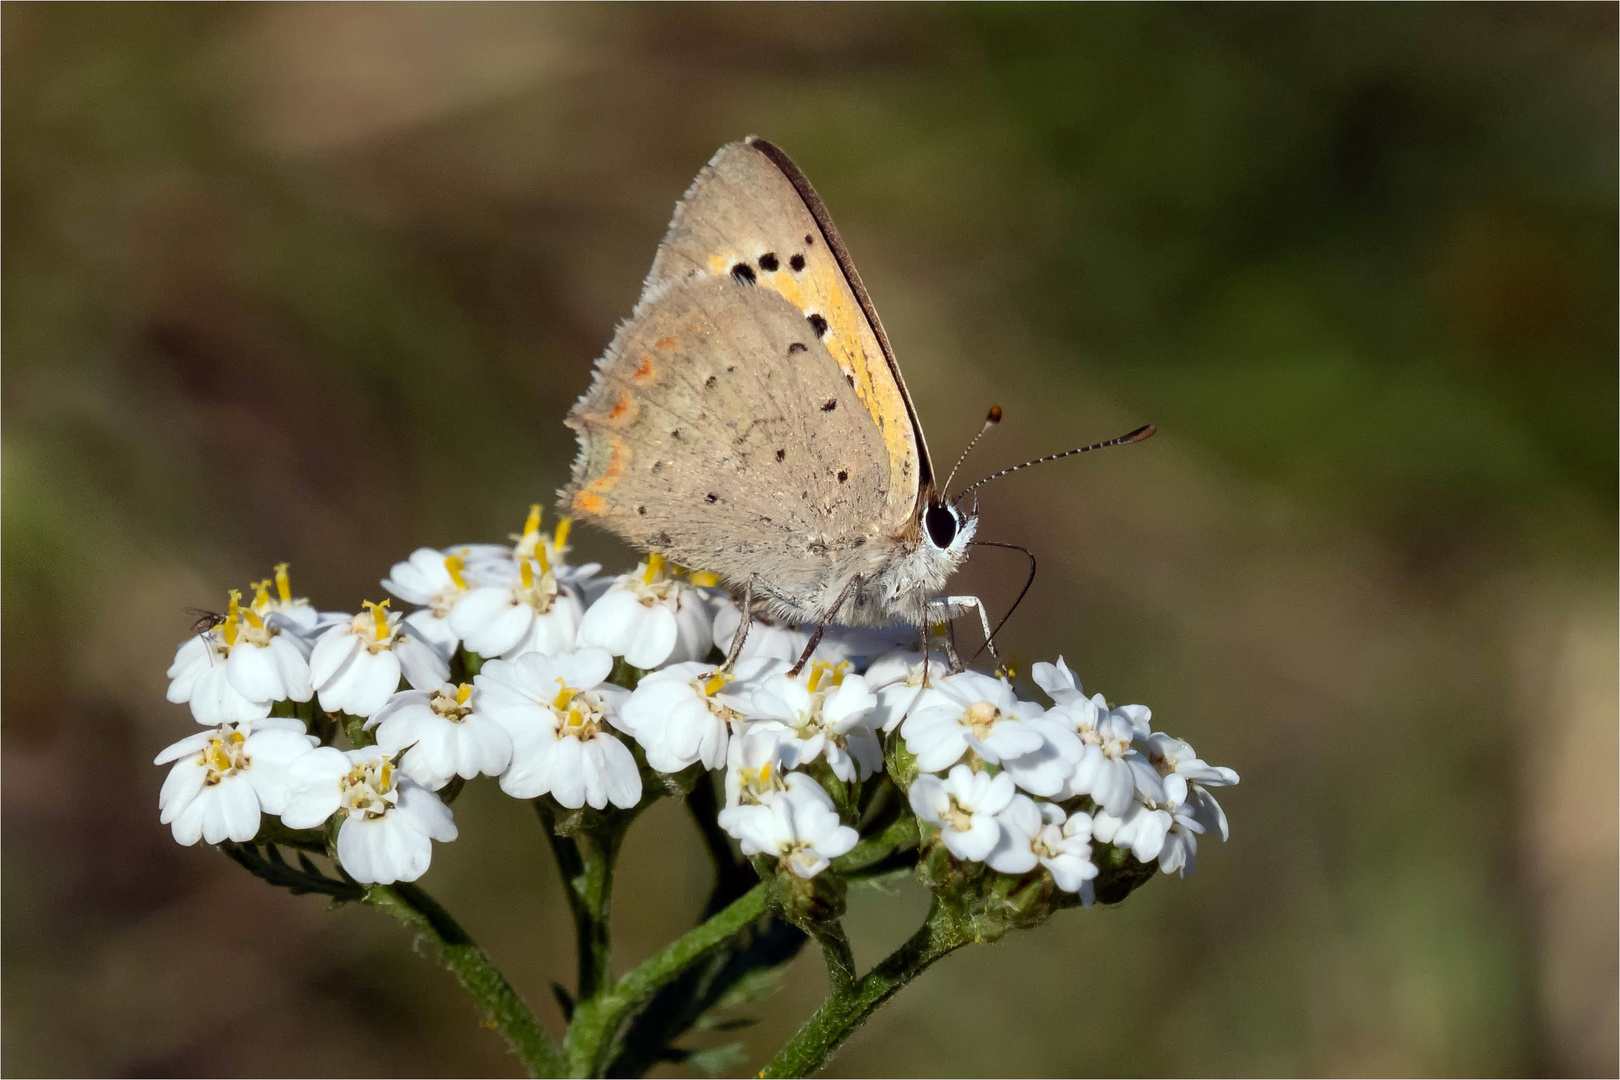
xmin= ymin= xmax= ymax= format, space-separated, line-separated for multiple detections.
xmin=925 ymin=503 xmax=958 ymax=549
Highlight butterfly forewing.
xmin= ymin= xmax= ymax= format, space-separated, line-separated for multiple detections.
xmin=634 ymin=138 xmax=928 ymax=528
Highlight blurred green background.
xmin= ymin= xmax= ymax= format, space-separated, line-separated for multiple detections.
xmin=4 ymin=4 xmax=1615 ymax=1076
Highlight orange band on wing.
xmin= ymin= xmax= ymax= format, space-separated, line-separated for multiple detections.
xmin=572 ymin=432 xmax=632 ymax=516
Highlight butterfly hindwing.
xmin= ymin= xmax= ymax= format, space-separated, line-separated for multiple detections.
xmin=563 ymin=275 xmax=893 ymax=603
xmin=633 ymin=138 xmax=929 ymax=529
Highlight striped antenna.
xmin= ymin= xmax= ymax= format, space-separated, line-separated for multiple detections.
xmin=951 ymin=424 xmax=1156 ymax=505
xmin=941 ymin=405 xmax=1002 ymax=498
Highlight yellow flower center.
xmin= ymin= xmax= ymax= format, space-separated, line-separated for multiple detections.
xmin=359 ymin=600 xmax=393 ymax=651
xmin=806 ymin=661 xmax=848 ymax=693
xmin=274 ymin=562 xmax=292 ymax=603
xmin=444 ymin=553 xmax=468 ymax=590
xmin=198 ymin=729 xmax=249 ymax=785
xmin=429 ymin=683 xmax=476 ymax=722
xmin=222 ymin=589 xmax=242 ymax=649
xmin=340 ymin=759 xmax=398 ymax=819
xmin=964 ymin=700 xmax=1000 ymax=740
xmin=550 ymin=679 xmax=603 ymax=738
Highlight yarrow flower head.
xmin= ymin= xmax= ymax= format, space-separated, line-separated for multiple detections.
xmin=908 ymin=764 xmax=1019 ymax=864
xmin=726 ymin=782 xmax=858 ymax=879
xmin=310 ymin=600 xmax=450 ymax=718
xmin=578 ymin=554 xmax=713 ymax=670
xmin=155 ymin=717 xmax=317 ymax=844
xmin=619 ymin=659 xmax=761 ymax=774
xmin=740 ymin=661 xmax=882 ymax=783
xmin=475 ymin=647 xmax=640 ymax=810
xmin=167 ymin=591 xmax=273 ymax=726
xmin=902 ymin=670 xmax=1079 ymax=797
xmin=281 ymin=747 xmax=457 ymax=884
xmin=368 ymin=680 xmax=512 ymax=791
xmin=450 ymin=543 xmax=584 ymax=660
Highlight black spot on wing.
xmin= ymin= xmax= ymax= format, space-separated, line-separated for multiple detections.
xmin=706 ymin=493 xmax=719 ymax=504
xmin=804 ymin=234 xmax=815 ymax=245
xmin=730 ymin=263 xmax=756 ymax=285
xmin=775 ymin=448 xmax=786 ymax=461
xmin=807 ymin=313 xmax=828 ymax=337
xmin=790 ymin=253 xmax=805 ymax=272
xmin=787 ymin=342 xmax=807 ymax=355
xmin=671 ymin=429 xmax=682 ymax=440
xmin=844 ymin=372 xmax=854 ymax=386
xmin=758 ymin=252 xmax=779 ymax=272
xmin=637 ymin=506 xmax=646 ymax=515
xmin=704 ymin=374 xmax=717 ymax=389
xmin=837 ymin=470 xmax=848 ymax=483
xmin=821 ymin=400 xmax=837 ymax=412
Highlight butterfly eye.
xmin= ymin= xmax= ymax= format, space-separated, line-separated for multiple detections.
xmin=925 ymin=503 xmax=958 ymax=549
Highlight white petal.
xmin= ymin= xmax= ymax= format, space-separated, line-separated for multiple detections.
xmin=624 ymin=604 xmax=679 ymax=670
xmin=309 ymin=627 xmax=360 ymax=689
xmin=279 ymin=747 xmax=349 ymax=829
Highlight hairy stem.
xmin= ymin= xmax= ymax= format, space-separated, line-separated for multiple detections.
xmin=760 ymin=900 xmax=973 ymax=1079
xmin=812 ymin=921 xmax=857 ymax=993
xmin=535 ymin=802 xmax=625 ymax=1002
xmin=566 ymin=882 xmax=772 ymax=1076
xmin=367 ymin=883 xmax=564 ymax=1078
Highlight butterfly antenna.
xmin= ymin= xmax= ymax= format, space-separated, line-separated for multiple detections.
xmin=951 ymin=423 xmax=1155 ymax=505
xmin=941 ymin=406 xmax=1003 ymax=497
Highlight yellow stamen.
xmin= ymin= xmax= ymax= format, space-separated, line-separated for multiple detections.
xmin=223 ymin=589 xmax=242 ymax=647
xmin=229 ymin=730 xmax=245 ymax=744
xmin=759 ymin=761 xmax=772 ymax=783
xmin=362 ymin=599 xmax=391 ymax=640
xmin=643 ymin=553 xmax=666 ymax=584
xmin=456 ymin=683 xmax=473 ymax=706
xmin=830 ymin=660 xmax=849 ymax=687
xmin=565 ymin=707 xmax=584 ymax=728
xmin=274 ymin=562 xmax=292 ymax=602
xmin=243 ymin=607 xmax=265 ymax=630
xmin=380 ymin=762 xmax=393 ymax=791
xmin=534 ymin=544 xmax=550 ymax=575
xmin=703 ymin=670 xmax=731 ymax=697
xmin=553 ymin=678 xmax=578 ymax=711
xmin=807 ymin=662 xmax=826 ymax=693
xmin=689 ymin=570 xmax=720 ymax=587
xmin=250 ymin=579 xmax=272 ymax=611
xmin=553 ymin=516 xmax=572 ymax=551
xmin=444 ymin=554 xmax=468 ymax=590
xmin=520 ymin=558 xmax=534 ymax=590
xmin=523 ymin=503 xmax=542 ymax=540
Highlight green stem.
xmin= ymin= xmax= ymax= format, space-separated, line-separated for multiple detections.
xmin=566 ymin=882 xmax=772 ymax=1077
xmin=535 ymin=802 xmax=625 ymax=1002
xmin=760 ymin=901 xmax=973 ymax=1079
xmin=812 ymin=921 xmax=857 ymax=994
xmin=368 ymin=882 xmax=564 ymax=1078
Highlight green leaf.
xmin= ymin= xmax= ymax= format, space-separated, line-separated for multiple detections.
xmin=218 ymin=841 xmax=364 ymax=902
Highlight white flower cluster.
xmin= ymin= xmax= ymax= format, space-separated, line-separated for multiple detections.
xmin=899 ymin=657 xmax=1237 ymax=899
xmin=156 ymin=506 xmax=1237 ymax=900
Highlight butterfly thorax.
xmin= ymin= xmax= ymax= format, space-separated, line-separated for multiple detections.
xmin=749 ymin=498 xmax=976 ymax=628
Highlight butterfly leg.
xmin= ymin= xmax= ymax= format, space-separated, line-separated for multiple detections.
xmin=784 ymin=574 xmax=865 ymax=677
xmin=787 ymin=626 xmax=826 ymax=678
xmin=720 ymin=576 xmax=757 ymax=672
xmin=926 ymin=594 xmax=1000 ymax=667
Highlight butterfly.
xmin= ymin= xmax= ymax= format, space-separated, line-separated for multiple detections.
xmin=562 ymin=137 xmax=1150 ymax=671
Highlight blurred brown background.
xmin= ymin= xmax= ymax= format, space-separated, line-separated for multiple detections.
xmin=4 ymin=4 xmax=1615 ymax=1076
